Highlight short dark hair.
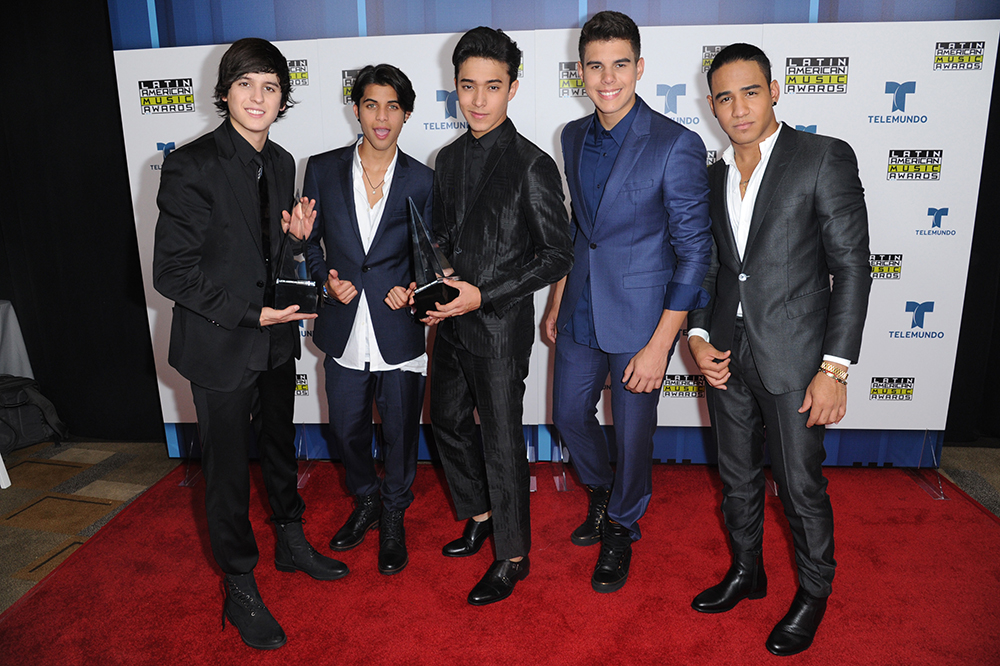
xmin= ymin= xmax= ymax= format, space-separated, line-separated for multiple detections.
xmin=706 ymin=43 xmax=772 ymax=93
xmin=214 ymin=38 xmax=294 ymax=119
xmin=452 ymin=27 xmax=521 ymax=86
xmin=578 ymin=11 xmax=641 ymax=63
xmin=350 ymin=64 xmax=416 ymax=113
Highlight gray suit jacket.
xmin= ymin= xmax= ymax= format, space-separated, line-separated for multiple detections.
xmin=688 ymin=124 xmax=871 ymax=395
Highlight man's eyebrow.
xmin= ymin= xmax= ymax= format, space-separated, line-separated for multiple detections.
xmin=714 ymin=83 xmax=762 ymax=100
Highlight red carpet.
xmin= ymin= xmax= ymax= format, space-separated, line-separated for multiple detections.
xmin=1 ymin=462 xmax=998 ymax=665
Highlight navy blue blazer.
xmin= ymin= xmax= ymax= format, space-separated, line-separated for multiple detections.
xmin=303 ymin=145 xmax=433 ymax=364
xmin=557 ymin=97 xmax=713 ymax=354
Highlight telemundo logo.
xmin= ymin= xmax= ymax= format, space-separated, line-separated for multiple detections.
xmin=655 ymin=84 xmax=699 ymax=125
xmin=423 ymin=90 xmax=468 ymax=131
xmin=888 ymin=301 xmax=944 ymax=339
xmin=870 ymin=81 xmax=926 ymax=124
xmin=150 ymin=141 xmax=175 ymax=171
xmin=917 ymin=207 xmax=956 ymax=236
xmin=795 ymin=125 xmax=817 ymax=133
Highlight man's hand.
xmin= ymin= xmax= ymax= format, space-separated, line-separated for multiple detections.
xmin=259 ymin=304 xmax=317 ymax=326
xmin=799 ymin=364 xmax=848 ymax=427
xmin=622 ymin=340 xmax=672 ymax=393
xmin=688 ymin=336 xmax=732 ymax=389
xmin=423 ymin=278 xmax=481 ymax=319
xmin=325 ymin=268 xmax=357 ymax=304
xmin=281 ymin=197 xmax=317 ymax=240
xmin=542 ymin=278 xmax=566 ymax=344
xmin=385 ymin=284 xmax=415 ymax=311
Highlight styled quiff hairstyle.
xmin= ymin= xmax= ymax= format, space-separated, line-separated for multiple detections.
xmin=452 ymin=27 xmax=521 ymax=86
xmin=214 ymin=37 xmax=294 ymax=119
xmin=350 ymin=64 xmax=417 ymax=113
xmin=706 ymin=43 xmax=772 ymax=93
xmin=578 ymin=11 xmax=641 ymax=63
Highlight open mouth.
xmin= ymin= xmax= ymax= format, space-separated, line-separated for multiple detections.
xmin=374 ymin=128 xmax=390 ymax=140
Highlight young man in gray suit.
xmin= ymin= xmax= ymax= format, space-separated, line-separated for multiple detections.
xmin=687 ymin=43 xmax=870 ymax=656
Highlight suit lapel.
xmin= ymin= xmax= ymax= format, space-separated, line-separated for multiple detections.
xmin=338 ymin=148 xmax=365 ymax=251
xmin=744 ymin=124 xmax=796 ymax=260
xmin=369 ymin=149 xmax=408 ymax=253
xmin=215 ymin=123 xmax=264 ymax=260
xmin=594 ymin=99 xmax=649 ymax=235
xmin=454 ymin=140 xmax=468 ymax=232
xmin=463 ymin=121 xmax=514 ymax=223
xmin=566 ymin=119 xmax=592 ymax=234
xmin=711 ymin=162 xmax=740 ymax=265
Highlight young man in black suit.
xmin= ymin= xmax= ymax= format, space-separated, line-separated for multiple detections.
xmin=687 ymin=43 xmax=870 ymax=656
xmin=153 ymin=38 xmax=348 ymax=651
xmin=421 ymin=27 xmax=574 ymax=606
xmin=303 ymin=64 xmax=433 ymax=576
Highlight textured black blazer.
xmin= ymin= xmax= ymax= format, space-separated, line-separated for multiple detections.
xmin=303 ymin=145 xmax=433 ymax=363
xmin=153 ymin=121 xmax=300 ymax=392
xmin=688 ymin=124 xmax=871 ymax=395
xmin=432 ymin=120 xmax=574 ymax=358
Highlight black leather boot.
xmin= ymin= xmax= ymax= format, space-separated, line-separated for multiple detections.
xmin=329 ymin=493 xmax=381 ymax=551
xmin=691 ymin=550 xmax=766 ymax=613
xmin=275 ymin=520 xmax=349 ymax=581
xmin=378 ymin=509 xmax=408 ymax=575
xmin=765 ymin=588 xmax=828 ymax=656
xmin=442 ymin=517 xmax=493 ymax=557
xmin=223 ymin=572 xmax=286 ymax=650
xmin=591 ymin=520 xmax=632 ymax=593
xmin=571 ymin=485 xmax=610 ymax=546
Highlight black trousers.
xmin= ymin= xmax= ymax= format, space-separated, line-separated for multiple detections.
xmin=191 ymin=356 xmax=304 ymax=575
xmin=429 ymin=335 xmax=531 ymax=561
xmin=324 ymin=357 xmax=425 ymax=512
xmin=706 ymin=320 xmax=835 ymax=598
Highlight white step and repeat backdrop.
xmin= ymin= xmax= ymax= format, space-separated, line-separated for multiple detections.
xmin=115 ymin=20 xmax=998 ymax=433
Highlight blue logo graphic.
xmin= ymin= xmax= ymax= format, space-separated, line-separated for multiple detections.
xmin=157 ymin=141 xmax=175 ymax=158
xmin=436 ymin=90 xmax=459 ymax=119
xmin=906 ymin=301 xmax=934 ymax=328
xmin=885 ymin=81 xmax=916 ymax=112
xmin=795 ymin=125 xmax=817 ymax=133
xmin=928 ymin=207 xmax=949 ymax=228
xmin=655 ymin=84 xmax=686 ymax=114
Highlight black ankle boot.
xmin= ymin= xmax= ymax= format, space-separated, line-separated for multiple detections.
xmin=378 ymin=509 xmax=408 ymax=575
xmin=766 ymin=588 xmax=828 ymax=656
xmin=591 ymin=520 xmax=632 ymax=593
xmin=275 ymin=520 xmax=349 ymax=581
xmin=329 ymin=493 xmax=381 ymax=551
xmin=223 ymin=572 xmax=286 ymax=650
xmin=692 ymin=550 xmax=766 ymax=613
xmin=571 ymin=485 xmax=610 ymax=546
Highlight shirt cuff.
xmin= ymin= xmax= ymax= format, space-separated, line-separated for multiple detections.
xmin=240 ymin=303 xmax=262 ymax=328
xmin=687 ymin=328 xmax=710 ymax=343
xmin=822 ymin=354 xmax=852 ymax=367
xmin=663 ymin=282 xmax=711 ymax=312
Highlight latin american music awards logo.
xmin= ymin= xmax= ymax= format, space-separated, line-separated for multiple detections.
xmin=870 ymin=254 xmax=902 ymax=280
xmin=422 ymin=90 xmax=468 ymax=131
xmin=783 ymin=57 xmax=848 ymax=94
xmin=869 ymin=81 xmax=927 ymax=124
xmin=138 ymin=78 xmax=195 ymax=114
xmin=702 ymin=45 xmax=724 ymax=73
xmin=558 ymin=62 xmax=586 ymax=97
xmin=887 ymin=149 xmax=942 ymax=181
xmin=655 ymin=84 xmax=699 ymax=126
xmin=342 ymin=69 xmax=362 ymax=104
xmin=661 ymin=375 xmax=705 ymax=398
xmin=918 ymin=207 xmax=956 ymax=237
xmin=295 ymin=373 xmax=310 ymax=396
xmin=870 ymin=377 xmax=914 ymax=401
xmin=288 ymin=59 xmax=309 ymax=86
xmin=934 ymin=41 xmax=985 ymax=70
xmin=706 ymin=150 xmax=717 ymax=166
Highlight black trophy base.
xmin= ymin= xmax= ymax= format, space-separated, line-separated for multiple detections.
xmin=275 ymin=278 xmax=320 ymax=314
xmin=413 ymin=280 xmax=460 ymax=320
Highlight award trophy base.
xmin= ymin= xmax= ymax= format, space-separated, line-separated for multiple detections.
xmin=413 ymin=279 xmax=459 ymax=320
xmin=275 ymin=278 xmax=320 ymax=314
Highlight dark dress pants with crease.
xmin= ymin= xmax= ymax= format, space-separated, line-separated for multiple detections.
xmin=706 ymin=320 xmax=835 ymax=598
xmin=429 ymin=334 xmax=531 ymax=561
xmin=324 ymin=356 xmax=425 ymax=512
xmin=191 ymin=356 xmax=305 ymax=576
xmin=551 ymin=333 xmax=661 ymax=539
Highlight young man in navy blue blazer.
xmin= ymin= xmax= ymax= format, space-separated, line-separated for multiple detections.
xmin=543 ymin=11 xmax=713 ymax=593
xmin=303 ymin=64 xmax=433 ymax=577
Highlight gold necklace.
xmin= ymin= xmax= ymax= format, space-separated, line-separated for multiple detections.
xmin=360 ymin=160 xmax=385 ymax=194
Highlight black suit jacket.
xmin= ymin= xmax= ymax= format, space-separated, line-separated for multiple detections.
xmin=303 ymin=145 xmax=433 ymax=363
xmin=153 ymin=121 xmax=300 ymax=392
xmin=432 ymin=120 xmax=574 ymax=358
xmin=688 ymin=124 xmax=871 ymax=394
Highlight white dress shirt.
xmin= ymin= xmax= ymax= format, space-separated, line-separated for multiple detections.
xmin=331 ymin=139 xmax=427 ymax=375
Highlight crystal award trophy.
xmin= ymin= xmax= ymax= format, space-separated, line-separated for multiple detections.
xmin=409 ymin=197 xmax=459 ymax=320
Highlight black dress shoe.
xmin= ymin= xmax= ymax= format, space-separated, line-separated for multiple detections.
xmin=692 ymin=551 xmax=766 ymax=613
xmin=467 ymin=557 xmax=530 ymax=606
xmin=442 ymin=517 xmax=493 ymax=557
xmin=274 ymin=520 xmax=350 ymax=581
xmin=571 ymin=485 xmax=610 ymax=546
xmin=223 ymin=572 xmax=286 ymax=650
xmin=378 ymin=509 xmax=408 ymax=575
xmin=765 ymin=588 xmax=828 ymax=656
xmin=330 ymin=493 xmax=381 ymax=551
xmin=592 ymin=520 xmax=632 ymax=593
